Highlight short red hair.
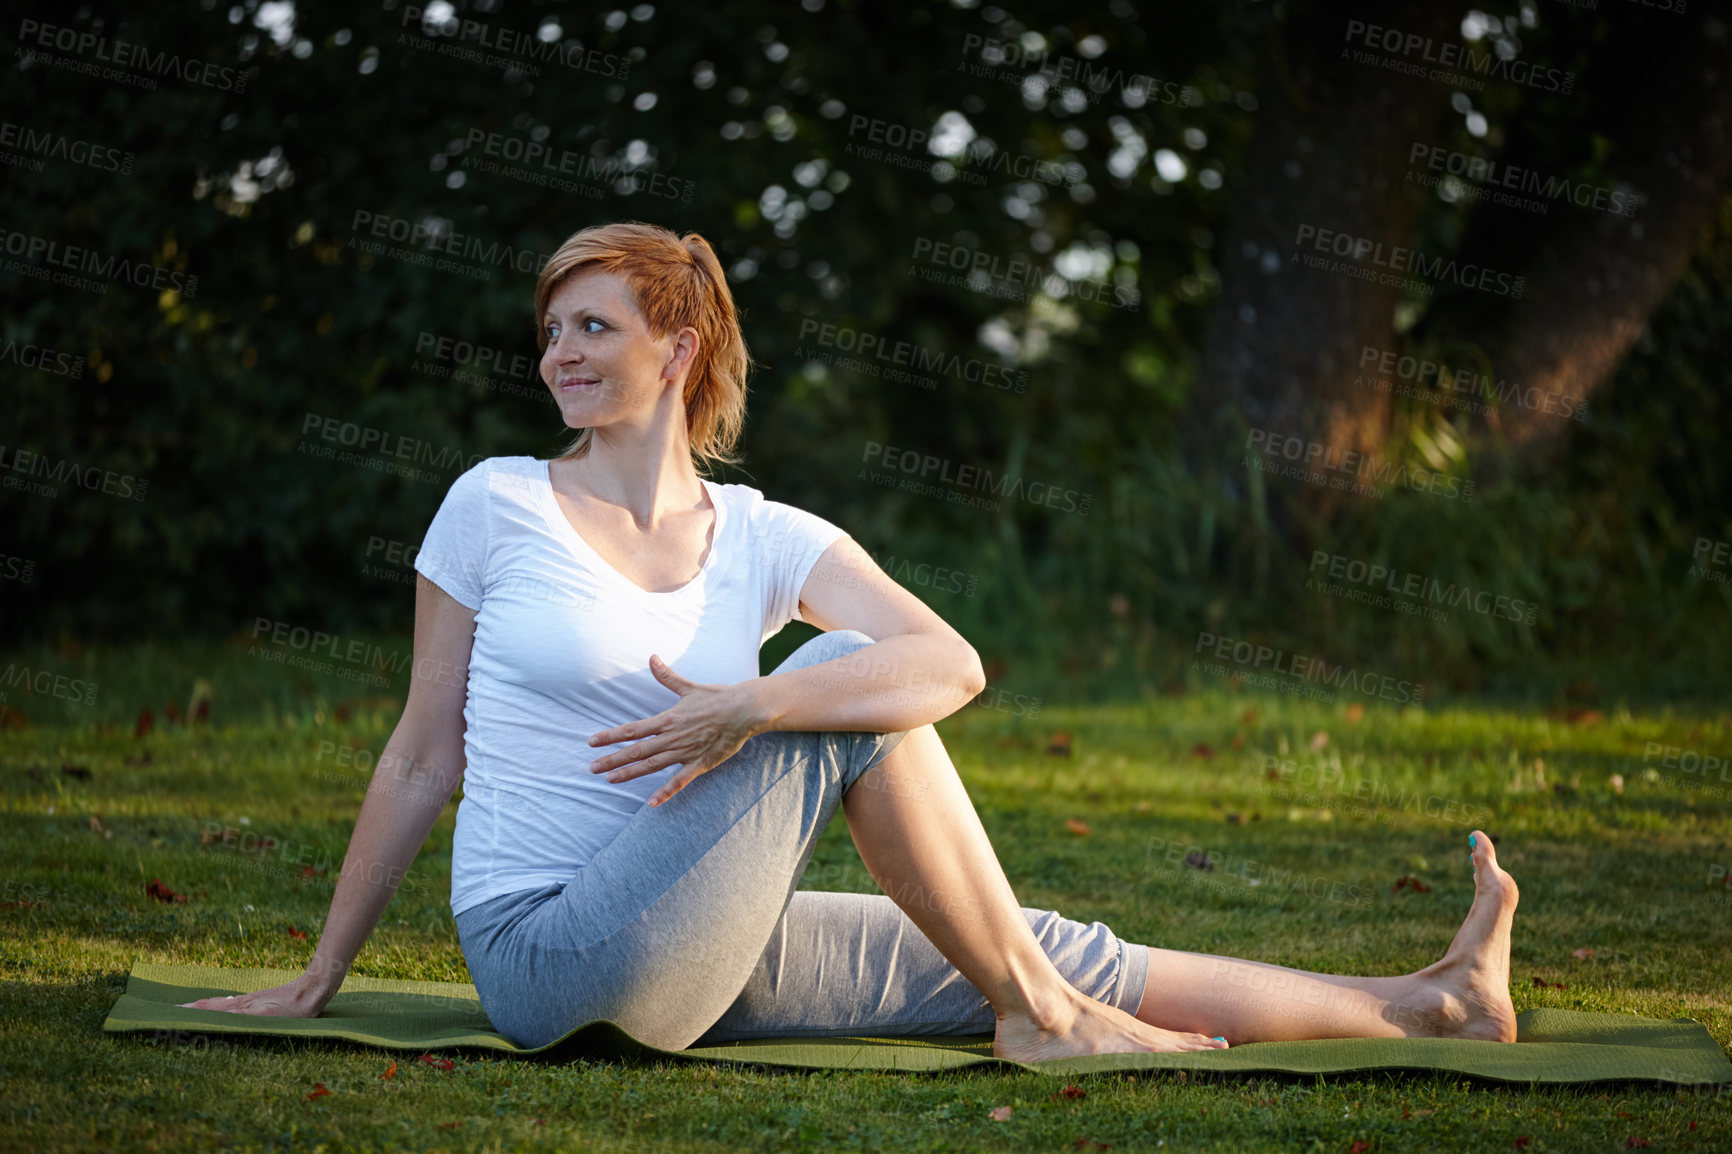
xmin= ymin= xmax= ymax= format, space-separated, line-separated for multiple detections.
xmin=535 ymin=221 xmax=751 ymax=473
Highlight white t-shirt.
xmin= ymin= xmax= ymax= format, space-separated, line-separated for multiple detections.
xmin=412 ymin=454 xmax=848 ymax=917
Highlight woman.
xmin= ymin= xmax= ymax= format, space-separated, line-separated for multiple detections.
xmin=182 ymin=222 xmax=1519 ymax=1060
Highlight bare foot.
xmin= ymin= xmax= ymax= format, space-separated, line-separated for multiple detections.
xmin=1410 ymin=829 xmax=1519 ymax=1042
xmin=994 ymin=988 xmax=1230 ymax=1062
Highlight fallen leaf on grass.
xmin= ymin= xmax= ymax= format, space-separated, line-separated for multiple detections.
xmin=1056 ymin=1085 xmax=1087 ymax=1100
xmin=1241 ymin=709 xmax=1258 ymax=725
xmin=1046 ymin=732 xmax=1072 ymax=757
xmin=287 ymin=925 xmax=308 ymax=941
xmin=1532 ymin=977 xmax=1567 ymax=990
xmin=1391 ymin=875 xmax=1433 ymax=895
xmin=1350 ymin=1141 xmax=1372 ymax=1153
xmin=419 ymin=1053 xmax=455 ymax=1071
xmin=1513 ymin=1138 xmax=1531 ymax=1150
xmin=135 ymin=709 xmax=153 ymax=738
xmin=989 ymin=1105 xmax=1013 ymax=1122
xmin=1343 ymin=703 xmax=1365 ymax=723
xmin=1071 ymin=1141 xmax=1112 ymax=1151
xmin=1192 ymin=743 xmax=1214 ymax=759
xmin=305 ymin=1083 xmax=330 ymax=1102
xmin=1226 ymin=812 xmax=1243 ymax=824
xmin=145 ymin=878 xmax=189 ymax=903
xmin=1065 ymin=818 xmax=1091 ymax=836
xmin=1572 ymin=947 xmax=1596 ymax=960
xmin=89 ymin=815 xmax=106 ymax=834
xmin=380 ymin=1061 xmax=396 ymax=1080
xmin=438 ymin=1122 xmax=461 ymax=1130
xmin=1230 ymin=734 xmax=1245 ymax=749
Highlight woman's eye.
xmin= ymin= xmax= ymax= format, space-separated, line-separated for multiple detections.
xmin=583 ymin=318 xmax=606 ymax=333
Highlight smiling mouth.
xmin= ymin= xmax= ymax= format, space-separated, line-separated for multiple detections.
xmin=558 ymin=379 xmax=599 ymax=390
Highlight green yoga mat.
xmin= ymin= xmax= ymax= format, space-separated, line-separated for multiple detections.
xmin=104 ymin=961 xmax=1732 ymax=1086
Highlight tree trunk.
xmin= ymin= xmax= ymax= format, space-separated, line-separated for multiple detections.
xmin=1188 ymin=0 xmax=1457 ymax=484
xmin=1428 ymin=19 xmax=1732 ymax=470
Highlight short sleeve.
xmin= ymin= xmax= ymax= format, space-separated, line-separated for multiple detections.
xmin=755 ymin=497 xmax=849 ymax=629
xmin=413 ymin=459 xmax=493 ymax=610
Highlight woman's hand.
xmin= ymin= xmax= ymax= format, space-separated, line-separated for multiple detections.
xmin=587 ymin=655 xmax=764 ymax=807
xmin=177 ymin=971 xmax=333 ymax=1018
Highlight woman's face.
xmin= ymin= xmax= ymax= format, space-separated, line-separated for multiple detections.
xmin=540 ymin=266 xmax=692 ymax=433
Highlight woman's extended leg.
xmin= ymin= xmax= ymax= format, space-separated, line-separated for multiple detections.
xmin=840 ymin=723 xmax=1226 ymax=1059
xmin=838 ymin=721 xmax=1517 ymax=1053
xmin=1129 ymin=832 xmax=1519 ymax=1044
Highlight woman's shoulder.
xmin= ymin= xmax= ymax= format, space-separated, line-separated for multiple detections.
xmin=708 ymin=480 xmax=845 ymax=550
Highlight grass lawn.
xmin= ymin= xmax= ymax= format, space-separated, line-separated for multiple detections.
xmin=2 ymin=638 xmax=1730 ymax=1152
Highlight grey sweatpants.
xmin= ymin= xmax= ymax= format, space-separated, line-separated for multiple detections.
xmin=453 ymin=629 xmax=1151 ymax=1051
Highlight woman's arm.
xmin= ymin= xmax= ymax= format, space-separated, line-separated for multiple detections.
xmin=746 ymin=535 xmax=986 ymax=734
xmin=179 ymin=574 xmax=477 ymax=1015
xmin=589 ymin=536 xmax=985 ymax=806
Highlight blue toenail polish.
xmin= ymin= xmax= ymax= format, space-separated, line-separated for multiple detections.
xmin=1469 ymin=834 xmax=1476 ymax=847
xmin=1213 ymin=1036 xmax=1226 ymax=1042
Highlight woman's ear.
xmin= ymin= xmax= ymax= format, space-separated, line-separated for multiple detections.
xmin=664 ymin=327 xmax=701 ymax=383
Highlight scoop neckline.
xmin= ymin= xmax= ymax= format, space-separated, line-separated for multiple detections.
xmin=535 ymin=459 xmax=725 ymax=598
